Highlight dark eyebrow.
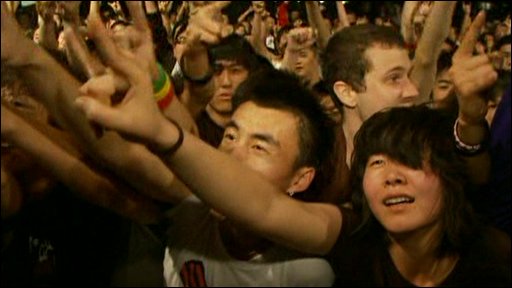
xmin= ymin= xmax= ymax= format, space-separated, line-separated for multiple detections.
xmin=225 ymin=120 xmax=281 ymax=148
xmin=385 ymin=66 xmax=407 ymax=76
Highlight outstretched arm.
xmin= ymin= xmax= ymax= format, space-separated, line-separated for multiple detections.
xmin=1 ymin=104 xmax=164 ymax=223
xmin=1 ymin=1 xmax=189 ymax=205
xmin=74 ymin=13 xmax=343 ymax=255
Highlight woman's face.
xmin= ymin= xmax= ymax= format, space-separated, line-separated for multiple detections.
xmin=363 ymin=154 xmax=444 ymax=235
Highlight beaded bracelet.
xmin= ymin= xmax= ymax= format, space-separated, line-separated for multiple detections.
xmin=453 ymin=119 xmax=490 ymax=156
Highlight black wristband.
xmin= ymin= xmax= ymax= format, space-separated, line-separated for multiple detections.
xmin=179 ymin=54 xmax=214 ymax=85
xmin=150 ymin=119 xmax=184 ymax=157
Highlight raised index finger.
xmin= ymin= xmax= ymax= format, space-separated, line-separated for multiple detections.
xmin=454 ymin=11 xmax=486 ymax=61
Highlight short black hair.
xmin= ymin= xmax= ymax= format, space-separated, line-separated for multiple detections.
xmin=209 ymin=34 xmax=272 ymax=73
xmin=496 ymin=34 xmax=511 ymax=50
xmin=233 ymin=69 xmax=336 ymax=202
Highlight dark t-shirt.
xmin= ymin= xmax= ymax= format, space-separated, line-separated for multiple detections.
xmin=195 ymin=110 xmax=225 ymax=148
xmin=328 ymin=208 xmax=511 ymax=286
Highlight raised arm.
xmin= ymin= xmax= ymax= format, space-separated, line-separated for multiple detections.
xmin=411 ymin=1 xmax=457 ymax=104
xmin=35 ymin=1 xmax=60 ymax=53
xmin=74 ymin=13 xmax=343 ymax=255
xmin=246 ymin=1 xmax=280 ymax=63
xmin=305 ymin=1 xmax=330 ymax=50
xmin=401 ymin=1 xmax=421 ymax=45
xmin=335 ymin=1 xmax=350 ymax=31
xmin=1 ymin=1 xmax=189 ymax=205
xmin=178 ymin=2 xmax=231 ymax=118
xmin=449 ymin=11 xmax=495 ymax=185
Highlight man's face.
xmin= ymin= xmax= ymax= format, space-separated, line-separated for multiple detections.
xmin=432 ymin=69 xmax=453 ymax=106
xmin=218 ymin=102 xmax=302 ymax=191
xmin=355 ymin=46 xmax=419 ymax=121
xmin=209 ymin=60 xmax=249 ymax=115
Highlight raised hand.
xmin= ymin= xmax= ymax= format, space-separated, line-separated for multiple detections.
xmin=74 ymin=11 xmax=166 ymax=145
xmin=286 ymin=27 xmax=317 ymax=52
xmin=36 ymin=1 xmax=58 ymax=22
xmin=185 ymin=1 xmax=231 ymax=45
xmin=449 ymin=11 xmax=497 ymax=124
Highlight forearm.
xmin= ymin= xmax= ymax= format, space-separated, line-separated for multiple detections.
xmin=4 ymin=107 xmax=163 ymax=223
xmin=157 ymin=123 xmax=282 ymax=232
xmin=305 ymin=1 xmax=329 ymax=50
xmin=37 ymin=17 xmax=59 ymax=53
xmin=411 ymin=1 xmax=456 ymax=103
xmin=249 ymin=12 xmax=267 ymax=56
xmin=336 ymin=1 xmax=350 ymax=30
xmin=153 ymin=121 xmax=341 ymax=255
xmin=180 ymin=45 xmax=215 ymax=117
xmin=401 ymin=1 xmax=420 ymax=44
xmin=456 ymin=118 xmax=491 ymax=185
xmin=161 ymin=96 xmax=200 ymax=136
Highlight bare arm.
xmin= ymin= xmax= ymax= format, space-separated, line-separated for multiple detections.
xmin=74 ymin=16 xmax=343 ymax=255
xmin=411 ymin=1 xmax=457 ymax=104
xmin=247 ymin=4 xmax=279 ymax=63
xmin=36 ymin=1 xmax=59 ymax=53
xmin=335 ymin=1 xmax=350 ymax=31
xmin=178 ymin=2 xmax=231 ymax=118
xmin=1 ymin=2 xmax=189 ymax=205
xmin=305 ymin=1 xmax=330 ymax=50
xmin=449 ymin=11 xmax=495 ymax=185
xmin=401 ymin=1 xmax=421 ymax=45
xmin=1 ymin=104 xmax=164 ymax=223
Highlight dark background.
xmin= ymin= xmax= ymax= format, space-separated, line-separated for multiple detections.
xmin=220 ymin=1 xmax=510 ymax=26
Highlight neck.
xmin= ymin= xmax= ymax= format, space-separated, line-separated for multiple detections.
xmin=341 ymin=109 xmax=362 ymax=168
xmin=387 ymin=224 xmax=458 ymax=286
xmin=206 ymin=105 xmax=232 ymax=128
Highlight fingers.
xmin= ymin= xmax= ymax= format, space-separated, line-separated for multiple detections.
xmin=62 ymin=24 xmax=105 ymax=78
xmin=125 ymin=1 xmax=149 ymax=34
xmin=88 ymin=13 xmax=140 ymax=83
xmin=79 ymin=74 xmax=116 ymax=103
xmin=454 ymin=11 xmax=486 ymax=61
xmin=75 ymin=96 xmax=126 ymax=134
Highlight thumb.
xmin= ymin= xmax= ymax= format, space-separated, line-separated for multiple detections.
xmin=75 ymin=96 xmax=126 ymax=133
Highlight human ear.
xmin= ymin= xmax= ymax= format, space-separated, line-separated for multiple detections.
xmin=333 ymin=81 xmax=358 ymax=108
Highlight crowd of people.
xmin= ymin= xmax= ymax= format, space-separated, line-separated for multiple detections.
xmin=1 ymin=1 xmax=510 ymax=286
